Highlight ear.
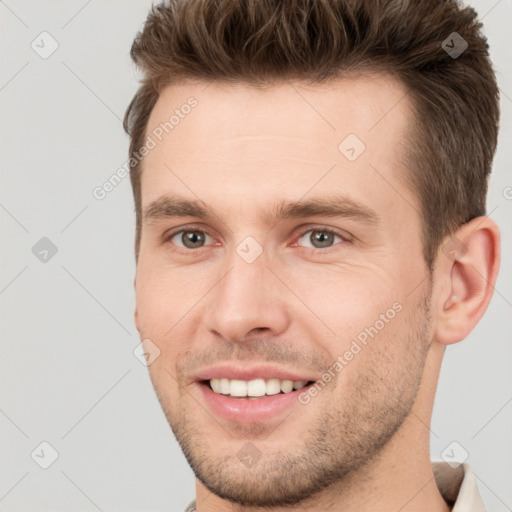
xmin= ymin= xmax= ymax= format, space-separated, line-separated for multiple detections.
xmin=433 ymin=216 xmax=500 ymax=345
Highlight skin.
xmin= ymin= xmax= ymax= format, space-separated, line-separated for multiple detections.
xmin=134 ymin=75 xmax=500 ymax=511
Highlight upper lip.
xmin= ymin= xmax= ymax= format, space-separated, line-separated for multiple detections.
xmin=193 ymin=364 xmax=318 ymax=383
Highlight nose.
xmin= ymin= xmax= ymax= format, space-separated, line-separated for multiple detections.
xmin=203 ymin=249 xmax=290 ymax=344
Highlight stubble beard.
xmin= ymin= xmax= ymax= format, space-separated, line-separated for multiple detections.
xmin=152 ymin=289 xmax=433 ymax=507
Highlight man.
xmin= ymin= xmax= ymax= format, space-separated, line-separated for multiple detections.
xmin=123 ymin=0 xmax=501 ymax=510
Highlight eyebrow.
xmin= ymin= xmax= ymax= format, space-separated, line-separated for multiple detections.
xmin=143 ymin=194 xmax=380 ymax=226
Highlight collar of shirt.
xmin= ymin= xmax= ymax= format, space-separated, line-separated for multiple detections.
xmin=433 ymin=462 xmax=486 ymax=511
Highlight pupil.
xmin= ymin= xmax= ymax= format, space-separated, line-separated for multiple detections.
xmin=312 ymin=231 xmax=333 ymax=248
xmin=183 ymin=231 xmax=204 ymax=248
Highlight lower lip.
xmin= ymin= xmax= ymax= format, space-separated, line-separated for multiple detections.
xmin=195 ymin=382 xmax=313 ymax=424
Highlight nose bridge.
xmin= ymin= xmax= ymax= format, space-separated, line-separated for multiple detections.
xmin=204 ymin=243 xmax=289 ymax=343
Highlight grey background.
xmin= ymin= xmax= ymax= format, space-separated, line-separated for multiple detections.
xmin=0 ymin=1 xmax=510 ymax=511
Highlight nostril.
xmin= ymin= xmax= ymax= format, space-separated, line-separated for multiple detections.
xmin=249 ymin=327 xmax=269 ymax=336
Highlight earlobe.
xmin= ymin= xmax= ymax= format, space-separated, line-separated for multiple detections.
xmin=434 ymin=217 xmax=500 ymax=346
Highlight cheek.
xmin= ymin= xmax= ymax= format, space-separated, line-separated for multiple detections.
xmin=135 ymin=261 xmax=196 ymax=338
xmin=286 ymin=265 xmax=402 ymax=339
xmin=329 ymin=305 xmax=424 ymax=408
xmin=135 ymin=264 xmax=205 ymax=387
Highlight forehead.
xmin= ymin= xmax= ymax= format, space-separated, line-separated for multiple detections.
xmin=140 ymin=75 xmax=417 ymax=229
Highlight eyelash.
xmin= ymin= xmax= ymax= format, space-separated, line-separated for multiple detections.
xmin=292 ymin=226 xmax=348 ymax=250
xmin=163 ymin=225 xmax=350 ymax=252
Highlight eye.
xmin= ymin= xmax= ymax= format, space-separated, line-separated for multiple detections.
xmin=169 ymin=230 xmax=213 ymax=249
xmin=296 ymin=228 xmax=345 ymax=249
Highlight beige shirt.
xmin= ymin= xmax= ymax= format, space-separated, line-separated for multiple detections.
xmin=433 ymin=462 xmax=486 ymax=511
xmin=184 ymin=462 xmax=486 ymax=511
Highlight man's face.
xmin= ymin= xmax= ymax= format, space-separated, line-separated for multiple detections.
xmin=135 ymin=76 xmax=433 ymax=506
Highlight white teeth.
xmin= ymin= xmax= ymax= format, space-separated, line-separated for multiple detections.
xmin=219 ymin=378 xmax=230 ymax=394
xmin=230 ymin=379 xmax=247 ymax=397
xmin=210 ymin=378 xmax=221 ymax=393
xmin=266 ymin=378 xmax=281 ymax=395
xmin=280 ymin=380 xmax=294 ymax=393
xmin=247 ymin=379 xmax=266 ymax=397
xmin=208 ymin=378 xmax=310 ymax=397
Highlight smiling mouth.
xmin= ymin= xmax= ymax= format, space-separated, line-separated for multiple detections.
xmin=203 ymin=378 xmax=315 ymax=399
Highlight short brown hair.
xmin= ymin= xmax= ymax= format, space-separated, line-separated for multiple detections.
xmin=124 ymin=0 xmax=499 ymax=269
